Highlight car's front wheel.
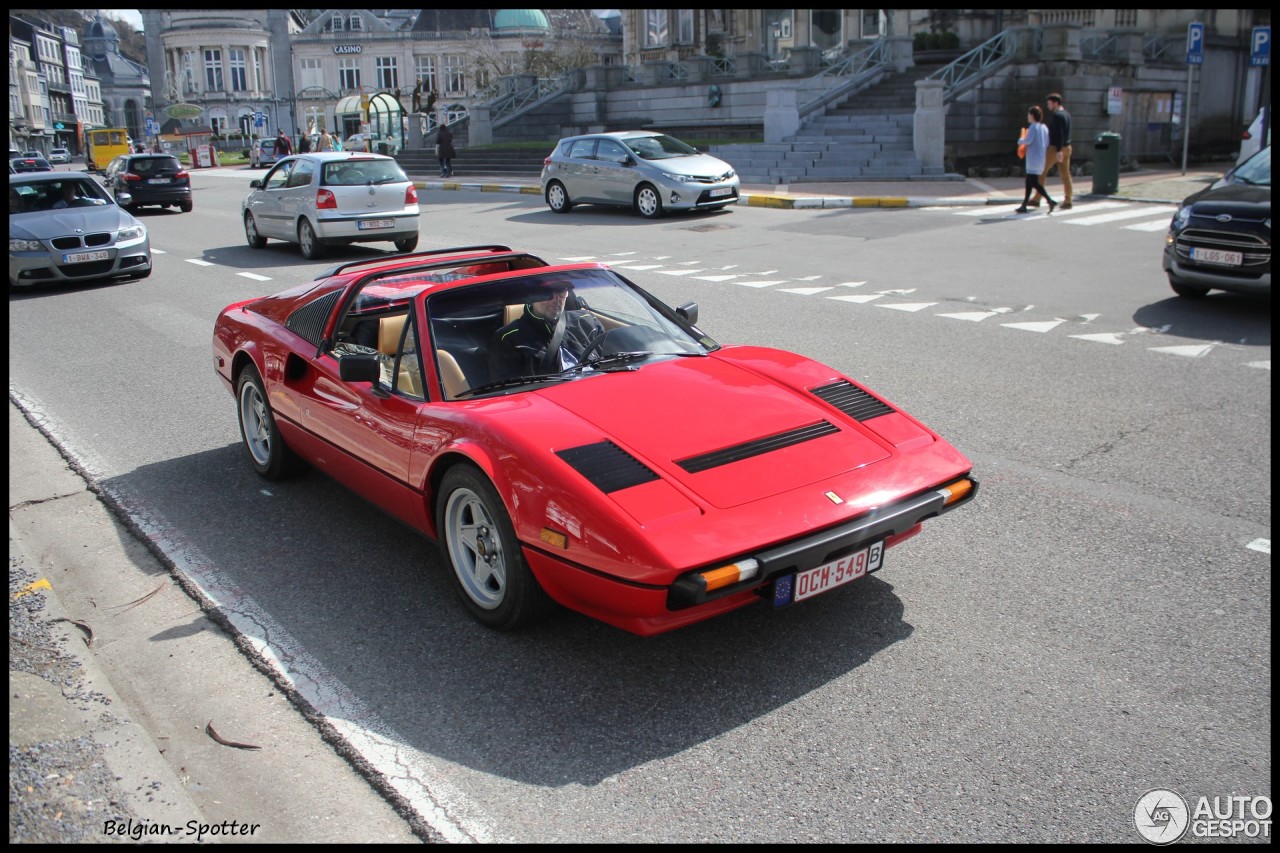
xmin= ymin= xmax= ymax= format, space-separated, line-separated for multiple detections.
xmin=394 ymin=235 xmax=419 ymax=252
xmin=546 ymin=180 xmax=573 ymax=213
xmin=236 ymin=365 xmax=305 ymax=480
xmin=634 ymin=183 xmax=664 ymax=219
xmin=298 ymin=219 xmax=325 ymax=259
xmin=1168 ymin=276 xmax=1210 ymax=298
xmin=436 ymin=464 xmax=553 ymax=631
xmin=244 ymin=213 xmax=266 ymax=248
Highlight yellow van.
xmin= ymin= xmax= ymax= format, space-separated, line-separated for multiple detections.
xmin=85 ymin=127 xmax=132 ymax=172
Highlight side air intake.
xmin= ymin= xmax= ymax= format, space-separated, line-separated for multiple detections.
xmin=556 ymin=441 xmax=660 ymax=493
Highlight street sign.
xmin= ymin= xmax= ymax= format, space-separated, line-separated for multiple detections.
xmin=54 ymin=122 xmax=65 ymax=130
xmin=1186 ymin=22 xmax=1204 ymax=65
xmin=1250 ymin=26 xmax=1270 ymax=66
xmin=145 ymin=118 xmax=159 ymax=136
xmin=253 ymin=111 xmax=266 ymax=127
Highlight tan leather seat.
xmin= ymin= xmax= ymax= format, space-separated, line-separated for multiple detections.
xmin=436 ymin=349 xmax=468 ymax=400
xmin=378 ymin=315 xmax=407 ymax=355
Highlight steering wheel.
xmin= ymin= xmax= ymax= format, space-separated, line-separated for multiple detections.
xmin=577 ymin=327 xmax=608 ymax=364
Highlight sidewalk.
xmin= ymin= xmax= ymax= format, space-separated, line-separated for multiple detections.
xmin=411 ymin=165 xmax=1224 ymax=209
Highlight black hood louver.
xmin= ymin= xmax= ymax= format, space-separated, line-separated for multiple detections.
xmin=557 ymin=440 xmax=660 ymax=493
xmin=810 ymin=379 xmax=894 ymax=422
xmin=675 ymin=421 xmax=839 ymax=474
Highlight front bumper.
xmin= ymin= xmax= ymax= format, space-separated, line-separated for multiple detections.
xmin=1163 ymin=245 xmax=1272 ymax=295
xmin=10 ymin=245 xmax=152 ymax=286
xmin=663 ymin=182 xmax=741 ymax=210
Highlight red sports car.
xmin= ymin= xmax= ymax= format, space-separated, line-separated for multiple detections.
xmin=212 ymin=245 xmax=977 ymax=636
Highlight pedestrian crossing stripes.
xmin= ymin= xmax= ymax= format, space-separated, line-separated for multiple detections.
xmin=553 ymin=251 xmax=1265 ymax=369
xmin=927 ymin=200 xmax=1172 ymax=231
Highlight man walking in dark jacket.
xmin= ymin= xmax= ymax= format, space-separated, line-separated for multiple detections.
xmin=1036 ymin=93 xmax=1073 ymax=208
xmin=275 ymin=129 xmax=293 ymax=157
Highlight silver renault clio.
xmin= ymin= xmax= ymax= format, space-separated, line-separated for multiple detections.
xmin=541 ymin=131 xmax=740 ymax=219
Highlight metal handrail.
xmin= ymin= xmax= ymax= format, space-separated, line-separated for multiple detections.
xmin=1080 ymin=32 xmax=1122 ymax=62
xmin=926 ymin=28 xmax=1037 ymax=103
xmin=799 ymin=38 xmax=893 ymax=117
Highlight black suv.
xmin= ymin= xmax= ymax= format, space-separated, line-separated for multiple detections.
xmin=1163 ymin=145 xmax=1271 ymax=298
xmin=104 ymin=154 xmax=192 ymax=213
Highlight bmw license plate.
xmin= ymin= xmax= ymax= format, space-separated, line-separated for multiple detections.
xmin=147 ymin=177 xmax=171 ymax=184
xmin=773 ymin=540 xmax=884 ymax=607
xmin=1191 ymin=247 xmax=1242 ymax=266
xmin=63 ymin=250 xmax=110 ymax=264
xmin=709 ymin=187 xmax=733 ymax=198
xmin=357 ymin=219 xmax=394 ymax=230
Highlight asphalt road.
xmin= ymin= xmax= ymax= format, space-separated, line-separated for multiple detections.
xmin=9 ymin=168 xmax=1271 ymax=842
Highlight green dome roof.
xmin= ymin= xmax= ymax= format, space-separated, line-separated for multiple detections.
xmin=493 ymin=9 xmax=549 ymax=31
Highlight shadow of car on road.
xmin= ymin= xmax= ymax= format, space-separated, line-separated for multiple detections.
xmin=1134 ymin=294 xmax=1271 ymax=347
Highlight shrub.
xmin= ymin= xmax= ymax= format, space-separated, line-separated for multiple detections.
xmin=940 ymin=31 xmax=960 ymax=50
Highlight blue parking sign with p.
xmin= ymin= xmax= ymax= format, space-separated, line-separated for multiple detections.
xmin=1186 ymin=22 xmax=1204 ymax=65
xmin=1250 ymin=26 xmax=1270 ymax=66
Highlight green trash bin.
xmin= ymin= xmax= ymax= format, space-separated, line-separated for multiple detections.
xmin=1092 ymin=132 xmax=1122 ymax=194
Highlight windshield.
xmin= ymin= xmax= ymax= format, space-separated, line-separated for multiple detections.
xmin=1233 ymin=146 xmax=1271 ymax=186
xmin=427 ymin=267 xmax=715 ymax=398
xmin=624 ymin=134 xmax=698 ymax=160
xmin=11 ymin=177 xmax=113 ymax=213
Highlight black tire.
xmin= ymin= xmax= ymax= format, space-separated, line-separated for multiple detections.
xmin=180 ymin=200 xmax=193 ymax=213
xmin=436 ymin=464 xmax=553 ymax=631
xmin=298 ymin=219 xmax=325 ymax=260
xmin=545 ymin=180 xmax=573 ymax=213
xmin=244 ymin=213 xmax=266 ymax=248
xmin=235 ymin=366 xmax=305 ymax=480
xmin=634 ymin=183 xmax=664 ymax=219
xmin=394 ymin=235 xmax=419 ymax=252
xmin=1168 ymin=276 xmax=1210 ymax=298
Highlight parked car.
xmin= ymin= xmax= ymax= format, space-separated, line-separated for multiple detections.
xmin=342 ymin=132 xmax=395 ymax=154
xmin=8 ymin=171 xmax=152 ymax=288
xmin=1237 ymin=107 xmax=1270 ymax=166
xmin=10 ymin=156 xmax=53 ymax=173
xmin=242 ymin=151 xmax=420 ymax=258
xmin=211 ymin=244 xmax=977 ymax=635
xmin=1163 ymin=145 xmax=1270 ymax=298
xmin=21 ymin=150 xmax=41 ymax=159
xmin=48 ymin=147 xmax=72 ymax=165
xmin=103 ymin=153 xmax=192 ymax=213
xmin=541 ymin=131 xmax=741 ymax=218
xmin=249 ymin=138 xmax=280 ymax=168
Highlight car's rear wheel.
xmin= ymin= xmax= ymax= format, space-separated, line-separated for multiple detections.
xmin=394 ymin=235 xmax=419 ymax=252
xmin=236 ymin=365 xmax=305 ymax=480
xmin=180 ymin=200 xmax=192 ymax=213
xmin=1168 ymin=276 xmax=1210 ymax=298
xmin=244 ymin=213 xmax=266 ymax=248
xmin=546 ymin=180 xmax=573 ymax=213
xmin=436 ymin=464 xmax=553 ymax=631
xmin=634 ymin=183 xmax=664 ymax=219
xmin=298 ymin=219 xmax=325 ymax=259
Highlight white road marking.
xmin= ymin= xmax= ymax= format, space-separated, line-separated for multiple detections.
xmin=1246 ymin=539 xmax=1270 ymax=554
xmin=613 ymin=264 xmax=664 ymax=270
xmin=1070 ymin=332 xmax=1127 ymax=345
xmin=184 ymin=258 xmax=215 ymax=266
xmin=1124 ymin=218 xmax=1174 ymax=232
xmin=780 ymin=287 xmax=834 ymax=295
xmin=237 ymin=272 xmax=272 ymax=281
xmin=877 ymin=302 xmax=936 ymax=312
xmin=1245 ymin=360 xmax=1270 ymax=370
xmin=937 ymin=310 xmax=1001 ymax=322
xmin=736 ymin=280 xmax=787 ymax=288
xmin=150 ymin=248 xmax=167 ymax=254
xmin=1003 ymin=319 xmax=1066 ymax=333
xmin=828 ymin=294 xmax=882 ymax=303
xmin=694 ymin=274 xmax=740 ymax=282
xmin=656 ymin=269 xmax=704 ymax=276
xmin=1149 ymin=343 xmax=1216 ymax=357
xmin=1065 ymin=206 xmax=1174 ymax=225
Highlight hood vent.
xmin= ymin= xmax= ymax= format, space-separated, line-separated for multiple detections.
xmin=675 ymin=421 xmax=838 ymax=474
xmin=556 ymin=440 xmax=660 ymax=493
xmin=810 ymin=380 xmax=894 ymax=422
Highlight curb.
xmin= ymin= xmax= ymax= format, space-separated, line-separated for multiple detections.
xmin=411 ymin=181 xmax=1183 ymax=211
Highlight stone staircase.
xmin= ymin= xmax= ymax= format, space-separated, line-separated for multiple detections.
xmin=711 ymin=66 xmax=953 ymax=183
xmin=396 ymin=140 xmax=551 ymax=180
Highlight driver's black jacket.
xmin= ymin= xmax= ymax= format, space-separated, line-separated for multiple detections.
xmin=488 ymin=304 xmax=604 ymax=379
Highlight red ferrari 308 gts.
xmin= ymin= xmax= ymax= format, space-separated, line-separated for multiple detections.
xmin=212 ymin=244 xmax=977 ymax=636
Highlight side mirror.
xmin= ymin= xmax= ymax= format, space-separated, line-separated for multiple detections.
xmin=249 ymin=179 xmax=262 ymax=189
xmin=675 ymin=301 xmax=699 ymax=325
xmin=116 ymin=191 xmax=133 ymax=207
xmin=339 ymin=353 xmax=382 ymax=383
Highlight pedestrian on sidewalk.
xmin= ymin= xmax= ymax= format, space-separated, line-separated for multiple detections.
xmin=1036 ymin=92 xmax=1073 ymax=208
xmin=436 ymin=124 xmax=456 ymax=178
xmin=275 ymin=129 xmax=293 ymax=157
xmin=1016 ymin=105 xmax=1056 ymax=214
